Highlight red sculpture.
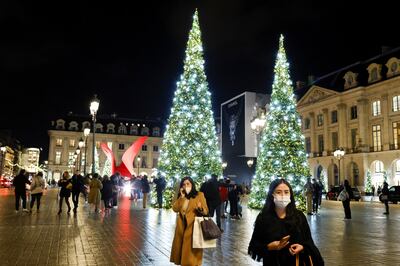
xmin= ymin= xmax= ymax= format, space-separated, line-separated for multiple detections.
xmin=100 ymin=136 xmax=148 ymax=177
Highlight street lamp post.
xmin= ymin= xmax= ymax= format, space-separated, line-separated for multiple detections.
xmin=0 ymin=147 xmax=6 ymax=177
xmin=334 ymin=148 xmax=345 ymax=185
xmin=137 ymin=156 xmax=141 ymax=176
xmin=90 ymin=95 xmax=100 ymax=174
xmin=75 ymin=147 xmax=81 ymax=172
xmin=78 ymin=138 xmax=84 ymax=173
xmin=83 ymin=128 xmax=90 ymax=176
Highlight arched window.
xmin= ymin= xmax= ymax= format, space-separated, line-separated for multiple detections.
xmin=375 ymin=161 xmax=384 ymax=173
xmin=82 ymin=121 xmax=90 ymax=130
xmin=95 ymin=123 xmax=103 ymax=133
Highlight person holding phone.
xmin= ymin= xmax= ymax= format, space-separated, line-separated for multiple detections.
xmin=170 ymin=176 xmax=208 ymax=266
xmin=248 ymin=178 xmax=324 ymax=265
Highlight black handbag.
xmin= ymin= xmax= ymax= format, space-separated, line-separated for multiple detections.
xmin=200 ymin=217 xmax=222 ymax=240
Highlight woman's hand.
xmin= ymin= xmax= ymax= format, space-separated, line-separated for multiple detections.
xmin=289 ymin=244 xmax=304 ymax=255
xmin=267 ymin=240 xmax=289 ymax=251
xmin=180 ymin=188 xmax=185 ymax=198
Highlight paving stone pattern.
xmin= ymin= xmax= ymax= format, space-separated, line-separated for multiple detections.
xmin=0 ymin=188 xmax=399 ymax=265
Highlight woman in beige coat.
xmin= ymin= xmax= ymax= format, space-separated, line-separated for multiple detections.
xmin=88 ymin=173 xmax=103 ymax=212
xmin=170 ymin=176 xmax=209 ymax=266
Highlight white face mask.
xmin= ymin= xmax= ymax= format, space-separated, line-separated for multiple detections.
xmin=274 ymin=195 xmax=291 ymax=209
xmin=185 ymin=187 xmax=191 ymax=195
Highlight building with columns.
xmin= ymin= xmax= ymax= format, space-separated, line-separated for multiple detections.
xmin=297 ymin=47 xmax=400 ymax=191
xmin=47 ymin=114 xmax=164 ymax=181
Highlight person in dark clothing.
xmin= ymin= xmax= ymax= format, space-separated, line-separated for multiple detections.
xmin=71 ymin=170 xmax=84 ymax=213
xmin=248 ymin=178 xmax=324 ymax=266
xmin=13 ymin=169 xmax=31 ymax=212
xmin=101 ymin=175 xmax=113 ymax=212
xmin=58 ymin=171 xmax=72 ymax=215
xmin=228 ymin=184 xmax=240 ymax=219
xmin=200 ymin=174 xmax=223 ymax=231
xmin=141 ymin=175 xmax=150 ymax=209
xmin=110 ymin=172 xmax=121 ymax=208
xmin=341 ymin=179 xmax=354 ymax=219
xmin=153 ymin=175 xmax=166 ymax=208
xmin=312 ymin=179 xmax=320 ymax=214
xmin=382 ymin=182 xmax=390 ymax=215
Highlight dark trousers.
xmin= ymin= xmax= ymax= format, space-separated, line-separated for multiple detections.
xmin=112 ymin=192 xmax=118 ymax=206
xmin=229 ymin=199 xmax=238 ymax=217
xmin=30 ymin=193 xmax=43 ymax=210
xmin=156 ymin=191 xmax=163 ymax=208
xmin=103 ymin=198 xmax=112 ymax=209
xmin=342 ymin=199 xmax=351 ymax=219
xmin=59 ymin=196 xmax=71 ymax=212
xmin=15 ymin=191 xmax=27 ymax=210
xmin=72 ymin=191 xmax=80 ymax=209
xmin=384 ymin=200 xmax=389 ymax=213
xmin=312 ymin=196 xmax=319 ymax=213
xmin=208 ymin=204 xmax=222 ymax=228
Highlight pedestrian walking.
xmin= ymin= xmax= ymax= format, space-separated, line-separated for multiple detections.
xmin=371 ymin=185 xmax=375 ymax=197
xmin=382 ymin=182 xmax=390 ymax=215
xmin=170 ymin=176 xmax=208 ymax=266
xmin=200 ymin=174 xmax=223 ymax=231
xmin=228 ymin=184 xmax=240 ymax=219
xmin=88 ymin=173 xmax=103 ymax=213
xmin=317 ymin=178 xmax=323 ymax=208
xmin=13 ymin=169 xmax=31 ymax=213
xmin=303 ymin=178 xmax=313 ymax=215
xmin=110 ymin=172 xmax=121 ymax=208
xmin=153 ymin=175 xmax=166 ymax=208
xmin=141 ymin=175 xmax=150 ymax=209
xmin=248 ymin=178 xmax=324 ymax=266
xmin=312 ymin=178 xmax=321 ymax=214
xmin=71 ymin=170 xmax=84 ymax=213
xmin=101 ymin=175 xmax=113 ymax=212
xmin=219 ymin=179 xmax=229 ymax=218
xmin=29 ymin=172 xmax=46 ymax=212
xmin=340 ymin=179 xmax=353 ymax=219
xmin=58 ymin=171 xmax=72 ymax=215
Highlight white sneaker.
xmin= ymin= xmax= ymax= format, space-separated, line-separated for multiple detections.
xmin=22 ymin=209 xmax=29 ymax=212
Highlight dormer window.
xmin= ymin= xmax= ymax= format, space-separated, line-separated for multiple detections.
xmin=82 ymin=121 xmax=90 ymax=130
xmin=367 ymin=63 xmax=382 ymax=83
xmin=152 ymin=127 xmax=161 ymax=137
xmin=95 ymin=123 xmax=103 ymax=133
xmin=107 ymin=123 xmax=115 ymax=134
xmin=130 ymin=125 xmax=138 ymax=135
xmin=343 ymin=71 xmax=358 ymax=89
xmin=386 ymin=57 xmax=400 ymax=78
xmin=56 ymin=119 xmax=65 ymax=130
xmin=141 ymin=127 xmax=149 ymax=136
xmin=118 ymin=124 xmax=127 ymax=134
xmin=68 ymin=121 xmax=79 ymax=131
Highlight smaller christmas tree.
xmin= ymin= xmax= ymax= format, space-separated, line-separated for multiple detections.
xmin=102 ymin=156 xmax=112 ymax=177
xmin=365 ymin=170 xmax=372 ymax=193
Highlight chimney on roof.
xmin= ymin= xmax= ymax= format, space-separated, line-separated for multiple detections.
xmin=296 ymin=81 xmax=306 ymax=90
xmin=381 ymin=46 xmax=391 ymax=54
xmin=307 ymin=75 xmax=315 ymax=85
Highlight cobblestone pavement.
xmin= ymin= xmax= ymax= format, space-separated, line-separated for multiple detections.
xmin=0 ymin=188 xmax=399 ymax=266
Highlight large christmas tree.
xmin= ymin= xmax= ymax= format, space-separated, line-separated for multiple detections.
xmin=248 ymin=35 xmax=310 ymax=210
xmin=156 ymin=10 xmax=222 ymax=208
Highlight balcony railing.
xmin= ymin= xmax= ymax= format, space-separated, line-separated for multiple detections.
xmin=369 ymin=146 xmax=383 ymax=152
xmin=389 ymin=144 xmax=400 ymax=150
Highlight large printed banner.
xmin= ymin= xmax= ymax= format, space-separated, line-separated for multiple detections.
xmin=221 ymin=95 xmax=245 ymax=157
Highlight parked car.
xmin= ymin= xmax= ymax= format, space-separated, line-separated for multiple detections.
xmin=379 ymin=186 xmax=400 ymax=204
xmin=326 ymin=186 xmax=361 ymax=201
xmin=0 ymin=177 xmax=12 ymax=188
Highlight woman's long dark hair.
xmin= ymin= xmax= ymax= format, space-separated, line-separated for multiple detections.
xmin=177 ymin=176 xmax=199 ymax=199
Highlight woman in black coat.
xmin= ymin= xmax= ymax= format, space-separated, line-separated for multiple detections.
xmin=248 ymin=178 xmax=324 ymax=266
xmin=58 ymin=171 xmax=72 ymax=215
xmin=342 ymin=179 xmax=354 ymax=219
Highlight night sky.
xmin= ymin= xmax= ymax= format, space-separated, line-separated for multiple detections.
xmin=1 ymin=0 xmax=399 ymax=159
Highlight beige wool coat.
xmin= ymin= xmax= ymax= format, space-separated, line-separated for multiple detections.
xmin=170 ymin=191 xmax=209 ymax=266
xmin=88 ymin=178 xmax=103 ymax=205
